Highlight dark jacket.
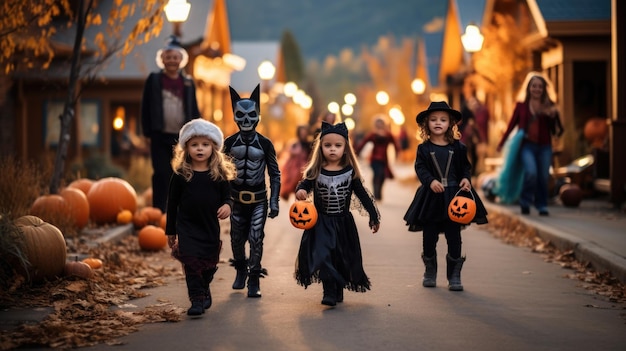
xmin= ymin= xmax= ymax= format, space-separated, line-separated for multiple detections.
xmin=140 ymin=71 xmax=200 ymax=137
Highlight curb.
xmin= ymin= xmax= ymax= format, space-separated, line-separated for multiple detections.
xmin=484 ymin=202 xmax=626 ymax=285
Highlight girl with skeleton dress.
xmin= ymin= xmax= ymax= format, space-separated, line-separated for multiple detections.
xmin=294 ymin=122 xmax=380 ymax=307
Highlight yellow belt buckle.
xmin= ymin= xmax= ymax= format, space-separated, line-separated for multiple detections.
xmin=238 ymin=191 xmax=255 ymax=204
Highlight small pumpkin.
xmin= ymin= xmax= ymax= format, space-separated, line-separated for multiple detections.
xmin=138 ymin=225 xmax=168 ymax=251
xmin=289 ymin=201 xmax=318 ymax=230
xmin=132 ymin=211 xmax=149 ymax=229
xmin=141 ymin=206 xmax=163 ymax=224
xmin=64 ymin=259 xmax=94 ymax=279
xmin=82 ymin=258 xmax=103 ymax=269
xmin=14 ymin=215 xmax=67 ymax=282
xmin=448 ymin=190 xmax=477 ymax=225
xmin=117 ymin=209 xmax=133 ymax=224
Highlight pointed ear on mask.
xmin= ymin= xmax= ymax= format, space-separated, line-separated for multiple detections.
xmin=250 ymin=84 xmax=261 ymax=113
xmin=229 ymin=86 xmax=241 ymax=112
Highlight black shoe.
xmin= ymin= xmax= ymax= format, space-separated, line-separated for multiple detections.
xmin=336 ymin=284 xmax=344 ymax=303
xmin=232 ymin=270 xmax=247 ymax=290
xmin=247 ymin=275 xmax=262 ymax=298
xmin=187 ymin=300 xmax=204 ymax=317
xmin=203 ymin=287 xmax=212 ymax=309
xmin=539 ymin=210 xmax=549 ymax=216
xmin=321 ymin=294 xmax=337 ymax=306
xmin=521 ymin=206 xmax=530 ymax=215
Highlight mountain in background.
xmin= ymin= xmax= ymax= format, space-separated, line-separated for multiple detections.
xmin=226 ymin=0 xmax=446 ymax=62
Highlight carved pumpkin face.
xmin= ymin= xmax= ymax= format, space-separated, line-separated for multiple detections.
xmin=448 ymin=195 xmax=476 ymax=225
xmin=289 ymin=201 xmax=318 ymax=230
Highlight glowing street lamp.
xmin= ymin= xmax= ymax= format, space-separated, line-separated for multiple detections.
xmin=411 ymin=78 xmax=426 ymax=96
xmin=376 ymin=91 xmax=389 ymax=106
xmin=164 ymin=0 xmax=191 ymax=37
xmin=461 ymin=23 xmax=484 ymax=53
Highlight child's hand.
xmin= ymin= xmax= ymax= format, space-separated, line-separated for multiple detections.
xmin=430 ymin=180 xmax=444 ymax=193
xmin=295 ymin=189 xmax=307 ymax=200
xmin=370 ymin=222 xmax=380 ymax=234
xmin=167 ymin=235 xmax=177 ymax=248
xmin=217 ymin=204 xmax=231 ymax=220
xmin=459 ymin=178 xmax=471 ymax=192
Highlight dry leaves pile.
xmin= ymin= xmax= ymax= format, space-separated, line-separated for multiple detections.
xmin=0 ymin=235 xmax=184 ymax=350
xmin=485 ymin=210 xmax=626 ymax=307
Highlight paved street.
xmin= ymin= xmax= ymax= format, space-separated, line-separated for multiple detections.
xmin=77 ymin=161 xmax=626 ymax=351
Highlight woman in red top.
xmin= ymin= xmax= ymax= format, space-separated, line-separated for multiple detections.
xmin=497 ymin=73 xmax=564 ymax=216
xmin=355 ymin=116 xmax=401 ymax=200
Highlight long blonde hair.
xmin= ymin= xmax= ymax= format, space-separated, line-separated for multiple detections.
xmin=171 ymin=139 xmax=237 ymax=182
xmin=302 ymin=132 xmax=363 ymax=180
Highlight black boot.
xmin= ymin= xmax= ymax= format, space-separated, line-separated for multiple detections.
xmin=247 ymin=272 xmax=262 ymax=298
xmin=446 ymin=254 xmax=466 ymax=291
xmin=422 ymin=253 xmax=437 ymax=288
xmin=321 ymin=280 xmax=337 ymax=306
xmin=336 ymin=282 xmax=344 ymax=303
xmin=230 ymin=259 xmax=247 ymax=290
xmin=203 ymin=267 xmax=218 ymax=310
xmin=187 ymin=298 xmax=205 ymax=317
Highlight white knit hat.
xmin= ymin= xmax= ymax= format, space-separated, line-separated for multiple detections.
xmin=178 ymin=119 xmax=224 ymax=150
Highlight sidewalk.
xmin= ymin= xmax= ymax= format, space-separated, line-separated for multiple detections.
xmin=392 ymin=161 xmax=626 ymax=284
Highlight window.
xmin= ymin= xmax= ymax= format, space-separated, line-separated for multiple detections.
xmin=44 ymin=100 xmax=101 ymax=147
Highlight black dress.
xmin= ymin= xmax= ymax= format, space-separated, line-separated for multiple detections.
xmin=165 ymin=171 xmax=232 ymax=266
xmin=404 ymin=140 xmax=488 ymax=232
xmin=294 ymin=166 xmax=380 ymax=292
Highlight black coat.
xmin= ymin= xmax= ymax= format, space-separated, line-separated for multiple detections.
xmin=140 ymin=71 xmax=200 ymax=137
xmin=404 ymin=140 xmax=488 ymax=231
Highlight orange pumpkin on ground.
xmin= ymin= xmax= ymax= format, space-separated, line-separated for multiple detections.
xmin=82 ymin=258 xmax=103 ymax=269
xmin=60 ymin=187 xmax=90 ymax=229
xmin=289 ymin=201 xmax=318 ymax=230
xmin=132 ymin=211 xmax=149 ymax=229
xmin=29 ymin=194 xmax=70 ymax=224
xmin=117 ymin=209 xmax=133 ymax=224
xmin=141 ymin=206 xmax=163 ymax=224
xmin=64 ymin=260 xmax=94 ymax=279
xmin=14 ymin=215 xmax=67 ymax=282
xmin=138 ymin=225 xmax=168 ymax=251
xmin=448 ymin=190 xmax=477 ymax=225
xmin=87 ymin=177 xmax=137 ymax=225
xmin=67 ymin=178 xmax=94 ymax=196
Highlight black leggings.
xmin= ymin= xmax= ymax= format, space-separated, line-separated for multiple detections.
xmin=422 ymin=221 xmax=462 ymax=259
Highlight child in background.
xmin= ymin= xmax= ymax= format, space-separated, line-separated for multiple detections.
xmin=354 ymin=116 xmax=401 ymax=201
xmin=404 ymin=102 xmax=487 ymax=291
xmin=166 ymin=119 xmax=236 ymax=317
xmin=294 ymin=121 xmax=380 ymax=307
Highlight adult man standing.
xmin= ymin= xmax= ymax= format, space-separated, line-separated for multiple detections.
xmin=224 ymin=84 xmax=281 ymax=298
xmin=141 ymin=36 xmax=200 ymax=212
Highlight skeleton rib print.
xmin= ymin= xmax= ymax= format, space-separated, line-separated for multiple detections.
xmin=317 ymin=170 xmax=352 ymax=215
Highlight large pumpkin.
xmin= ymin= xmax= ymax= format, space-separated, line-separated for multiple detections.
xmin=14 ymin=215 xmax=67 ymax=282
xmin=138 ymin=225 xmax=168 ymax=251
xmin=29 ymin=194 xmax=70 ymax=224
xmin=448 ymin=191 xmax=477 ymax=225
xmin=60 ymin=187 xmax=90 ymax=229
xmin=87 ymin=177 xmax=137 ymax=225
xmin=289 ymin=201 xmax=318 ymax=230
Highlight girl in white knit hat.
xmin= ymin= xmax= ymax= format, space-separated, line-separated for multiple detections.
xmin=165 ymin=118 xmax=236 ymax=317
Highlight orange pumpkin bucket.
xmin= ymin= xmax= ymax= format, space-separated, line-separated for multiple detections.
xmin=448 ymin=189 xmax=477 ymax=225
xmin=288 ymin=200 xmax=318 ymax=230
